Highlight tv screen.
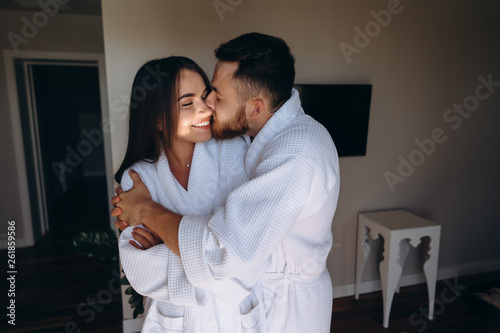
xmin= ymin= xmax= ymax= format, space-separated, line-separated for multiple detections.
xmin=294 ymin=84 xmax=372 ymax=157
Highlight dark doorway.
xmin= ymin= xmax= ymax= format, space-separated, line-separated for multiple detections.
xmin=16 ymin=61 xmax=109 ymax=239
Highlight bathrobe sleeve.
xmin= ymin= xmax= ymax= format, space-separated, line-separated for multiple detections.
xmin=119 ymin=166 xmax=252 ymax=307
xmin=178 ymin=153 xmax=322 ymax=289
xmin=118 ymin=166 xmax=176 ymax=303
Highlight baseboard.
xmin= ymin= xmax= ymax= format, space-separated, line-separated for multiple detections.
xmin=122 ymin=317 xmax=144 ymax=333
xmin=333 ymin=258 xmax=500 ymax=299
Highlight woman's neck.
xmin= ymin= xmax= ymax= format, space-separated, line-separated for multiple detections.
xmin=165 ymin=141 xmax=195 ymax=190
xmin=165 ymin=141 xmax=194 ymax=166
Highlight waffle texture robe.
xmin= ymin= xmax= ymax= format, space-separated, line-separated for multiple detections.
xmin=119 ymin=137 xmax=264 ymax=332
xmin=178 ymin=89 xmax=340 ymax=333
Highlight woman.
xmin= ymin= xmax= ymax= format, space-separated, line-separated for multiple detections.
xmin=115 ymin=57 xmax=263 ymax=332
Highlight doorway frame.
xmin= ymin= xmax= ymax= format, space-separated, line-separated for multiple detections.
xmin=3 ymin=50 xmax=114 ymax=248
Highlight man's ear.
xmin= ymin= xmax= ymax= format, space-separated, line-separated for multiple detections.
xmin=247 ymin=98 xmax=266 ymax=119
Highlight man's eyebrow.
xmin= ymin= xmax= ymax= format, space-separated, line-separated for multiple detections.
xmin=212 ymin=87 xmax=221 ymax=95
xmin=177 ymin=93 xmax=194 ymax=101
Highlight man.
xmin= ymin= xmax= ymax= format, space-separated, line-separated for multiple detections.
xmin=113 ymin=32 xmax=340 ymax=332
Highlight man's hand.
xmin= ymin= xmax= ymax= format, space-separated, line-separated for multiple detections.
xmin=112 ymin=169 xmax=153 ymax=226
xmin=114 ymin=218 xmax=128 ymax=231
xmin=111 ymin=169 xmax=182 ymax=256
xmin=112 ymin=183 xmax=129 ymax=231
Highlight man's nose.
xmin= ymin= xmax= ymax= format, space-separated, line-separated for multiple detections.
xmin=205 ymin=90 xmax=216 ymax=110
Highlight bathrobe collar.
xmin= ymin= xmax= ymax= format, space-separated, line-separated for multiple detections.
xmin=244 ymin=88 xmax=303 ymax=175
xmin=155 ymin=140 xmax=219 ymax=216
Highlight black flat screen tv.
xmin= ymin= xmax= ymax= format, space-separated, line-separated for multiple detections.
xmin=294 ymin=84 xmax=372 ymax=157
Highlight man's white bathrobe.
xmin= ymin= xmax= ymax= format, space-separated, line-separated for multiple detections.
xmin=119 ymin=137 xmax=265 ymax=332
xmin=177 ymin=89 xmax=340 ymax=332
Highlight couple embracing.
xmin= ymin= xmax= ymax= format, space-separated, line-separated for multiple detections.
xmin=112 ymin=32 xmax=339 ymax=333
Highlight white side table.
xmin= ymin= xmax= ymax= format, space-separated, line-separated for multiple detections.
xmin=355 ymin=209 xmax=441 ymax=328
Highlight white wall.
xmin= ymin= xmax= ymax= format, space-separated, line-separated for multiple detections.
xmin=102 ymin=0 xmax=500 ymax=292
xmin=0 ymin=10 xmax=104 ymax=241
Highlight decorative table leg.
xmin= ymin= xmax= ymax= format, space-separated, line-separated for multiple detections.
xmin=395 ymin=239 xmax=410 ymax=294
xmin=355 ymin=225 xmax=372 ymax=299
xmin=423 ymin=233 xmax=440 ymax=321
xmin=379 ymin=236 xmax=405 ymax=328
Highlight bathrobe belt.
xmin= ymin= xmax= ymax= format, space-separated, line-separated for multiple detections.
xmin=261 ymin=267 xmax=328 ymax=286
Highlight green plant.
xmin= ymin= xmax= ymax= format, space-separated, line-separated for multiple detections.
xmin=72 ymin=229 xmax=118 ymax=261
xmin=121 ymin=273 xmax=145 ymax=318
xmin=72 ymin=229 xmax=144 ymax=318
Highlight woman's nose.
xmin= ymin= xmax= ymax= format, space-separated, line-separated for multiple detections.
xmin=199 ymin=99 xmax=212 ymax=115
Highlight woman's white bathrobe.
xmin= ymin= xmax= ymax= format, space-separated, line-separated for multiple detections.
xmin=119 ymin=137 xmax=265 ymax=332
xmin=177 ymin=89 xmax=340 ymax=333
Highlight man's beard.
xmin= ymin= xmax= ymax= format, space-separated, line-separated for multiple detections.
xmin=211 ymin=104 xmax=249 ymax=140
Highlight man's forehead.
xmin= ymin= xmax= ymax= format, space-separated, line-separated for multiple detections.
xmin=212 ymin=61 xmax=238 ymax=83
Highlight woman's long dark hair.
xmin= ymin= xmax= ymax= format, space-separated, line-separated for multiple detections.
xmin=114 ymin=56 xmax=211 ymax=184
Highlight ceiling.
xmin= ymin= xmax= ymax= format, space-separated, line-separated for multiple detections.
xmin=0 ymin=0 xmax=101 ymax=15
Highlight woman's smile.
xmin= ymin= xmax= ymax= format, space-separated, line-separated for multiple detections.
xmin=191 ymin=117 xmax=212 ymax=129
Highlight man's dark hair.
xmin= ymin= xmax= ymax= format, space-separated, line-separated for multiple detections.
xmin=215 ymin=32 xmax=295 ymax=111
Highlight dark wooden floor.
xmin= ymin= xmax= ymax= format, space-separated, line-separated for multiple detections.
xmin=1 ymin=176 xmax=123 ymax=333
xmin=332 ymin=270 xmax=500 ymax=333
xmin=1 ymin=233 xmax=123 ymax=333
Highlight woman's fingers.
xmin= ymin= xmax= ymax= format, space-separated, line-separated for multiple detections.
xmin=132 ymin=231 xmax=153 ymax=249
xmin=134 ymin=227 xmax=160 ymax=245
xmin=124 ymin=227 xmax=161 ymax=250
xmin=130 ymin=240 xmax=145 ymax=251
xmin=150 ymin=230 xmax=163 ymax=243
xmin=142 ymin=225 xmax=163 ymax=243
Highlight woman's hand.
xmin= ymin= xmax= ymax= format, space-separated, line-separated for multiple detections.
xmin=130 ymin=225 xmax=164 ymax=250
